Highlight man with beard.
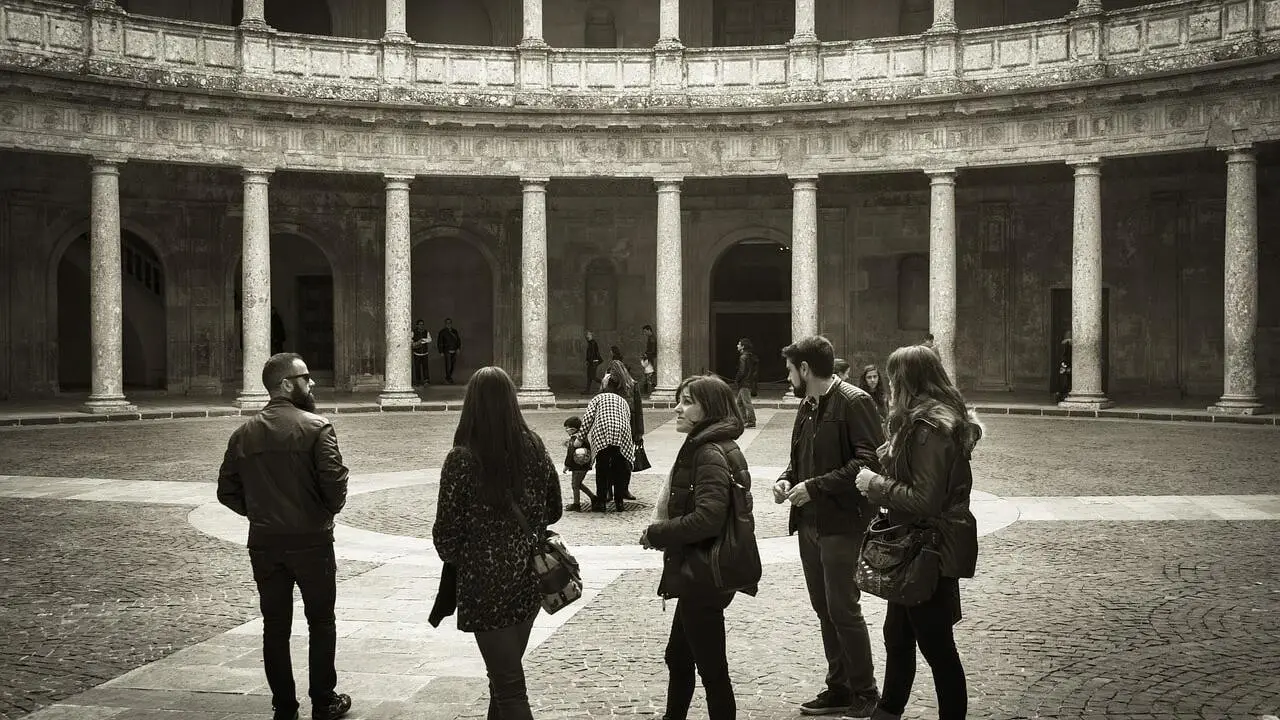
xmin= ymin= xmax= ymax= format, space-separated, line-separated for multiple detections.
xmin=772 ymin=336 xmax=885 ymax=719
xmin=217 ymin=353 xmax=352 ymax=720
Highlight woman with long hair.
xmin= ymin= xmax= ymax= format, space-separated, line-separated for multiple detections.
xmin=581 ymin=360 xmax=636 ymax=512
xmin=857 ymin=364 xmax=887 ymax=420
xmin=854 ymin=346 xmax=981 ymax=720
xmin=433 ymin=366 xmax=562 ymax=720
xmin=642 ymin=374 xmax=757 ymax=720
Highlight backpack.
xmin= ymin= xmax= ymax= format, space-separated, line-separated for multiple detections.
xmin=678 ymin=441 xmax=762 ymax=596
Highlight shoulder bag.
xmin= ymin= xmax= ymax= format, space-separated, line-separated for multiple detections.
xmin=677 ymin=441 xmax=762 ymax=595
xmin=855 ymin=513 xmax=941 ymax=607
xmin=509 ymin=496 xmax=583 ymax=615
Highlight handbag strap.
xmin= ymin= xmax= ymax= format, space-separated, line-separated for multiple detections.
xmin=507 ymin=493 xmax=538 ymax=542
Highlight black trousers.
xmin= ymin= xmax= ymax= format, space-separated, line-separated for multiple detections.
xmin=593 ymin=446 xmax=631 ymax=511
xmin=585 ymin=360 xmax=601 ymax=392
xmin=474 ymin=611 xmax=537 ymax=720
xmin=413 ymin=354 xmax=430 ymax=384
xmin=878 ymin=577 xmax=967 ymax=720
xmin=664 ymin=594 xmax=736 ymax=720
xmin=797 ymin=519 xmax=879 ymax=701
xmin=248 ymin=544 xmax=338 ymax=713
xmin=444 ymin=351 xmax=459 ymax=380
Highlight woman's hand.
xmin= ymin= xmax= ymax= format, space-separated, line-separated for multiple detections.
xmin=855 ymin=467 xmax=877 ymax=494
xmin=639 ymin=528 xmax=654 ymax=550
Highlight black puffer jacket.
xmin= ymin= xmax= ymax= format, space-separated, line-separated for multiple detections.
xmin=864 ymin=403 xmax=981 ymax=579
xmin=647 ymin=419 xmax=754 ymax=599
xmin=217 ymin=397 xmax=350 ymax=549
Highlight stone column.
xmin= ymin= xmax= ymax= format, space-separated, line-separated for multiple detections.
xmin=652 ymin=178 xmax=684 ymax=403
xmin=520 ymin=0 xmax=546 ymax=46
xmin=235 ymin=169 xmax=273 ymax=409
xmin=383 ymin=0 xmax=408 ymax=41
xmin=379 ymin=175 xmax=418 ymax=406
xmin=930 ymin=0 xmax=957 ymax=32
xmin=1061 ymin=159 xmax=1113 ymax=409
xmin=791 ymin=176 xmax=819 ymax=342
xmin=792 ymin=0 xmax=817 ymax=41
xmin=240 ymin=0 xmax=268 ymax=29
xmin=657 ymin=0 xmax=682 ymax=48
xmin=83 ymin=158 xmax=137 ymax=414
xmin=518 ymin=178 xmax=555 ymax=404
xmin=927 ymin=169 xmax=958 ymax=380
xmin=1210 ymin=146 xmax=1267 ymax=414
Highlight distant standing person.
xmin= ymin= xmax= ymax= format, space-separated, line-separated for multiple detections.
xmin=833 ymin=358 xmax=852 ymax=382
xmin=270 ymin=307 xmax=287 ymax=355
xmin=643 ymin=324 xmax=657 ymax=373
xmin=858 ymin=365 xmax=887 ymax=421
xmin=734 ymin=338 xmax=759 ymax=429
xmin=584 ymin=330 xmax=603 ymax=394
xmin=412 ymin=319 xmax=432 ymax=387
xmin=217 ymin=353 xmax=353 ymax=720
xmin=1056 ymin=332 xmax=1073 ymax=403
xmin=603 ymin=359 xmax=644 ymax=502
xmin=580 ymin=367 xmax=634 ymax=512
xmin=438 ymin=318 xmax=462 ymax=384
xmin=921 ymin=333 xmax=936 ymax=350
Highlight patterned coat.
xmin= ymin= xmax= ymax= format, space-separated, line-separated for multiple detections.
xmin=432 ymin=433 xmax=562 ymax=632
xmin=581 ymin=391 xmax=635 ymax=465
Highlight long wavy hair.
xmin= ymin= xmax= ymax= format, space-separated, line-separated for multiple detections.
xmin=858 ymin=364 xmax=886 ymax=415
xmin=603 ymin=359 xmax=635 ymax=399
xmin=884 ymin=346 xmax=978 ymax=463
xmin=453 ymin=366 xmax=546 ymax=506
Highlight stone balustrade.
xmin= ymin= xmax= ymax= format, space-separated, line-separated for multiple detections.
xmin=0 ymin=0 xmax=1275 ymax=109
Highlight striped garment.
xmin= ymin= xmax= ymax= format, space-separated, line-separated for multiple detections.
xmin=581 ymin=391 xmax=635 ymax=465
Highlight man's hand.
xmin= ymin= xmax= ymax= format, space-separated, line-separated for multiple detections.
xmin=786 ymin=480 xmax=813 ymax=507
xmin=772 ymin=479 xmax=791 ymax=504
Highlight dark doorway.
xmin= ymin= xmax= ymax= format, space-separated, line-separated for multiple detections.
xmin=296 ymin=275 xmax=335 ymax=374
xmin=1050 ymin=287 xmax=1109 ymax=396
xmin=714 ymin=0 xmax=794 ymax=45
xmin=711 ymin=239 xmax=791 ymax=383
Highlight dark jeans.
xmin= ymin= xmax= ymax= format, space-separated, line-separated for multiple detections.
xmin=593 ymin=446 xmax=632 ymax=511
xmin=413 ymin=354 xmax=430 ymax=384
xmin=443 ymin=351 xmax=458 ymax=381
xmin=664 ymin=594 xmax=736 ymax=720
xmin=736 ymin=387 xmax=756 ymax=426
xmin=248 ymin=543 xmax=338 ymax=714
xmin=474 ymin=611 xmax=537 ymax=720
xmin=585 ymin=360 xmax=601 ymax=392
xmin=879 ymin=577 xmax=967 ymax=720
xmin=797 ymin=519 xmax=878 ymax=701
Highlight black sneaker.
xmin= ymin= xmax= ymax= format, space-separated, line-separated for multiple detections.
xmin=312 ymin=693 xmax=351 ymax=720
xmin=273 ymin=708 xmax=299 ymax=720
xmin=838 ymin=694 xmax=880 ymax=720
xmin=800 ymin=690 xmax=851 ymax=716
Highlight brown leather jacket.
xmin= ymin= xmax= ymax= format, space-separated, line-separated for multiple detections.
xmin=864 ymin=405 xmax=981 ymax=579
xmin=779 ymin=379 xmax=885 ymax=536
xmin=217 ymin=397 xmax=349 ymax=548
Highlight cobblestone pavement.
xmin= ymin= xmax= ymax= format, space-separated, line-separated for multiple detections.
xmin=0 ymin=498 xmax=375 ymax=720
xmin=512 ymin=521 xmax=1280 ymax=720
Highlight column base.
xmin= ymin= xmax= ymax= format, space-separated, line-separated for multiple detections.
xmin=238 ymin=18 xmax=271 ymax=31
xmin=379 ymin=389 xmax=421 ymax=407
xmin=1058 ymin=394 xmax=1114 ymax=410
xmin=1208 ymin=397 xmax=1268 ymax=415
xmin=649 ymin=388 xmax=677 ymax=405
xmin=83 ymin=396 xmax=138 ymax=414
xmin=517 ymin=388 xmax=557 ymax=407
xmin=382 ymin=32 xmax=411 ymax=43
xmin=234 ymin=392 xmax=270 ymax=410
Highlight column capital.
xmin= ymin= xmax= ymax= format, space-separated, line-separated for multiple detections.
xmin=790 ymin=175 xmax=819 ymax=189
xmin=520 ymin=177 xmax=550 ymax=190
xmin=90 ymin=157 xmax=126 ymax=172
xmin=925 ymin=167 xmax=957 ymax=180
xmin=384 ymin=174 xmax=415 ymax=188
xmin=1067 ymin=157 xmax=1103 ymax=172
xmin=1220 ymin=144 xmax=1256 ymax=159
xmin=655 ymin=176 xmax=683 ymax=190
xmin=242 ymin=168 xmax=274 ymax=182
xmin=86 ymin=0 xmax=126 ymax=13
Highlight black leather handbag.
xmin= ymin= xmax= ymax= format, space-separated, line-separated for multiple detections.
xmin=855 ymin=513 xmax=942 ymax=607
xmin=632 ymin=445 xmax=652 ymax=472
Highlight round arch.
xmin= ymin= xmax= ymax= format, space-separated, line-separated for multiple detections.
xmin=47 ymin=219 xmax=171 ymax=392
xmin=223 ymin=225 xmax=344 ymax=385
xmin=705 ymin=225 xmax=793 ymax=383
xmin=410 ymin=225 xmax=502 ymax=383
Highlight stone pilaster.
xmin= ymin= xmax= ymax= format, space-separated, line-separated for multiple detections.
xmin=520 ymin=0 xmax=546 ymax=47
xmin=929 ymin=0 xmax=957 ymax=32
xmin=790 ymin=175 xmax=819 ymax=343
xmin=383 ymin=0 xmax=409 ymax=42
xmin=83 ymin=158 xmax=136 ymax=414
xmin=240 ymin=0 xmax=269 ymax=30
xmin=517 ymin=178 xmax=555 ymax=405
xmin=1061 ymin=159 xmax=1113 ymax=409
xmin=235 ymin=169 xmax=273 ymax=409
xmin=1210 ymin=146 xmax=1267 ymax=414
xmin=657 ymin=0 xmax=682 ymax=49
xmin=927 ymin=169 xmax=958 ymax=380
xmin=652 ymin=177 xmax=684 ymax=404
xmin=379 ymin=175 xmax=418 ymax=406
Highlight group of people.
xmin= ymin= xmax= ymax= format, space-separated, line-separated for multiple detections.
xmin=732 ymin=337 xmax=888 ymax=429
xmin=563 ymin=358 xmax=646 ymax=512
xmin=216 ymin=332 xmax=981 ymax=720
xmin=411 ymin=317 xmax=463 ymax=386
xmin=584 ymin=326 xmax=659 ymax=395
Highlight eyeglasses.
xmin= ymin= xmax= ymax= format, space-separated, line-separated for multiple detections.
xmin=283 ymin=373 xmax=312 ymax=383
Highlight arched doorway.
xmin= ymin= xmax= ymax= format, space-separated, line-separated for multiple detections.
xmin=710 ymin=239 xmax=791 ymax=383
xmin=56 ymin=231 xmax=168 ymax=391
xmin=411 ymin=229 xmax=496 ymax=385
xmin=231 ymin=233 xmax=337 ymax=385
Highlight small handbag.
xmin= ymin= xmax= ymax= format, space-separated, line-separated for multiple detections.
xmin=509 ymin=496 xmax=583 ymax=614
xmin=632 ymin=445 xmax=652 ymax=472
xmin=855 ymin=512 xmax=942 ymax=607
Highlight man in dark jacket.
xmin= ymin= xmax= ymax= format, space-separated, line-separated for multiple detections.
xmin=734 ymin=337 xmax=759 ymax=428
xmin=772 ymin=335 xmax=885 ymax=718
xmin=217 ymin=353 xmax=352 ymax=720
xmin=584 ymin=330 xmax=603 ymax=394
xmin=437 ymin=317 xmax=462 ymax=383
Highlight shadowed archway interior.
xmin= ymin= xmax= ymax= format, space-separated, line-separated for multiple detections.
xmin=710 ymin=238 xmax=791 ymax=383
